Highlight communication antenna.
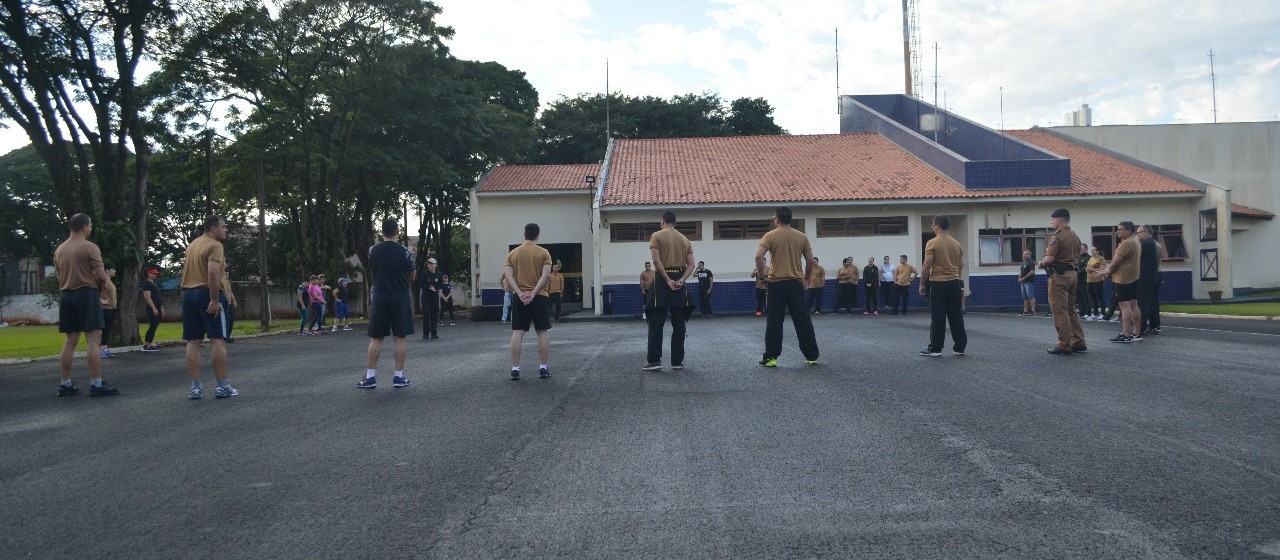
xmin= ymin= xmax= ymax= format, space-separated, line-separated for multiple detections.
xmin=909 ymin=0 xmax=922 ymax=98
xmin=1209 ymin=48 xmax=1218 ymax=124
xmin=605 ymin=59 xmax=611 ymax=138
xmin=835 ymin=28 xmax=841 ymax=114
xmin=932 ymin=42 xmax=940 ymax=142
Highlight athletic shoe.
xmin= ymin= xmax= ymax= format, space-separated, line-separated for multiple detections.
xmin=642 ymin=362 xmax=662 ymax=371
xmin=431 ymin=334 xmax=440 ymax=339
xmin=99 ymin=349 xmax=114 ymax=358
xmin=754 ymin=311 xmax=762 ymax=316
xmin=1047 ymin=347 xmax=1072 ymax=355
xmin=919 ymin=348 xmax=942 ymax=357
xmin=357 ymin=376 xmax=376 ymax=389
xmin=510 ymin=369 xmax=520 ymax=380
xmin=449 ymin=322 xmax=455 ymax=326
xmin=759 ymin=357 xmax=777 ymax=367
xmin=343 ymin=326 xmax=353 ymax=331
xmin=1109 ymin=334 xmax=1132 ymax=343
xmin=57 ymin=383 xmax=81 ymax=397
xmin=952 ymin=349 xmax=965 ymax=356
xmin=862 ymin=311 xmax=870 ymax=315
xmin=89 ymin=383 xmax=121 ymax=397
xmin=805 ymin=359 xmax=818 ymax=366
xmin=671 ymin=364 xmax=684 ymax=370
xmin=140 ymin=345 xmax=160 ymax=352
xmin=189 ymin=387 xmax=202 ymax=400
xmin=539 ymin=367 xmax=550 ymax=379
xmin=392 ymin=376 xmax=411 ymax=388
xmin=873 ymin=310 xmax=879 ymax=316
xmin=1072 ymin=346 xmax=1088 ymax=353
xmin=214 ymin=385 xmax=238 ymax=398
xmin=1131 ymin=334 xmax=1144 ymax=342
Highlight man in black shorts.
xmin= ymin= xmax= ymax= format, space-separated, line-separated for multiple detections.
xmin=504 ymin=223 xmax=553 ymax=380
xmin=181 ymin=215 xmax=236 ymax=399
xmin=53 ymin=213 xmax=121 ymax=397
xmin=359 ymin=219 xmax=417 ymax=389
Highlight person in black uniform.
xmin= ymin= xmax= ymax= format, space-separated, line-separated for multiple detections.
xmin=861 ymin=257 xmax=880 ymax=315
xmin=695 ymin=261 xmax=714 ymax=317
xmin=1075 ymin=243 xmax=1091 ymax=319
xmin=1136 ymin=225 xmax=1163 ymax=336
xmin=418 ymin=257 xmax=442 ymax=339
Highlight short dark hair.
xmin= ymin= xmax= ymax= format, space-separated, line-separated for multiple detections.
xmin=68 ymin=213 xmax=92 ymax=232
xmin=1118 ymin=221 xmax=1135 ymax=233
xmin=1051 ymin=208 xmax=1071 ymax=220
xmin=661 ymin=211 xmax=677 ymax=225
xmin=381 ymin=218 xmax=398 ymax=237
xmin=933 ymin=215 xmax=951 ymax=230
xmin=775 ymin=207 xmax=792 ymax=224
xmin=900 ymin=254 xmax=908 ymax=260
xmin=1139 ymin=224 xmax=1153 ymax=234
xmin=204 ymin=215 xmax=225 ymax=232
xmin=524 ymin=223 xmax=540 ymax=240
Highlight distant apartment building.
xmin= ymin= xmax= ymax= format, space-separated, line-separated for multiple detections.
xmin=1064 ymin=104 xmax=1092 ymax=126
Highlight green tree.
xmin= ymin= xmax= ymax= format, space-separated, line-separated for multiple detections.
xmin=1 ymin=0 xmax=175 ymax=345
xmin=0 ymin=145 xmax=63 ymax=261
xmin=728 ymin=97 xmax=786 ymax=136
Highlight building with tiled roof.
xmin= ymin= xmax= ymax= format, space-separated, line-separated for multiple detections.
xmin=470 ymin=95 xmax=1277 ymax=315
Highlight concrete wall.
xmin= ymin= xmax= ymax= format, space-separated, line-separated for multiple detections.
xmin=1054 ymin=123 xmax=1280 ymax=291
xmin=471 ymin=190 xmax=595 ymax=308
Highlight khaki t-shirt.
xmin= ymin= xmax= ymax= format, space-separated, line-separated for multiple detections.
xmin=649 ymin=227 xmax=693 ymax=272
xmin=760 ymin=226 xmax=812 ymax=282
xmin=53 ymin=237 xmax=103 ymax=291
xmin=1046 ymin=228 xmax=1082 ymax=268
xmin=1087 ymin=256 xmax=1106 ymax=283
xmin=1111 ymin=237 xmax=1142 ymax=284
xmin=500 ymin=275 xmax=513 ymax=293
xmin=548 ymin=272 xmax=564 ymax=294
xmin=181 ymin=235 xmax=225 ymax=289
xmin=894 ymin=264 xmax=918 ymax=286
xmin=836 ymin=265 xmax=856 ymax=284
xmin=504 ymin=241 xmax=553 ymax=296
xmin=101 ymin=280 xmax=118 ymax=310
xmin=807 ymin=265 xmax=826 ymax=289
xmin=751 ymin=269 xmax=768 ymax=290
xmin=640 ymin=269 xmax=655 ymax=292
xmin=925 ymin=235 xmax=963 ymax=281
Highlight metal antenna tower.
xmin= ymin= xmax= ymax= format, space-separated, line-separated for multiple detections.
xmin=909 ymin=0 xmax=923 ymax=99
xmin=1209 ymin=48 xmax=1218 ymax=124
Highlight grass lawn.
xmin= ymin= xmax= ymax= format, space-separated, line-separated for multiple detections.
xmin=0 ymin=321 xmax=300 ymax=360
xmin=1163 ymin=302 xmax=1280 ymax=318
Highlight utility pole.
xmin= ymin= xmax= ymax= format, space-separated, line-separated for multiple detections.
xmin=204 ymin=131 xmax=213 ymax=217
xmin=1209 ymin=48 xmax=1218 ymax=124
xmin=257 ymin=155 xmax=270 ymax=332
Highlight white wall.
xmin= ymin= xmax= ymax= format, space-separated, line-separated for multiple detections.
xmin=1054 ymin=123 xmax=1280 ymax=290
xmin=471 ymin=191 xmax=595 ymax=307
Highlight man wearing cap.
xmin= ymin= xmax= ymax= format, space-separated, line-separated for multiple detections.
xmin=140 ymin=267 xmax=164 ymax=351
xmin=98 ymin=262 xmax=119 ymax=358
xmin=1040 ymin=208 xmax=1087 ymax=355
xmin=419 ymin=257 xmax=442 ymax=339
xmin=53 ymin=213 xmax=121 ymax=396
xmin=181 ymin=215 xmax=236 ymax=399
xmin=333 ymin=277 xmax=352 ymax=331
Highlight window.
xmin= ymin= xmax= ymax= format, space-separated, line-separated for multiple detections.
xmin=817 ymin=216 xmax=908 ymax=237
xmin=1199 ymin=210 xmax=1218 ymax=242
xmin=610 ymin=221 xmax=701 ymax=242
xmin=713 ymin=219 xmax=804 ymax=240
xmin=1093 ymin=224 xmax=1186 ymax=262
xmin=978 ymin=228 xmax=1050 ymax=265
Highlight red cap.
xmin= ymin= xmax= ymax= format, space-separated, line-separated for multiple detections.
xmin=146 ymin=268 xmax=160 ymax=275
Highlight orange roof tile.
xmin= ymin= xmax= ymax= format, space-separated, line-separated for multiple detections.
xmin=1231 ymin=203 xmax=1275 ymax=220
xmin=599 ymin=131 xmax=1201 ymax=206
xmin=476 ymin=164 xmax=600 ymax=192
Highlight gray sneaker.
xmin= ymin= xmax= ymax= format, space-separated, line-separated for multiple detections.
xmin=189 ymin=387 xmax=202 ymax=400
xmin=214 ymin=385 xmax=238 ymax=398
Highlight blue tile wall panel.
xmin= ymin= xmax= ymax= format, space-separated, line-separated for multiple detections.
xmin=967 ymin=270 xmax=1193 ymax=308
xmin=481 ymin=289 xmax=504 ymax=306
xmin=603 ymin=280 xmax=931 ymax=315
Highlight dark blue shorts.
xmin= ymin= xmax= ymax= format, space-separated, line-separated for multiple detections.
xmin=335 ymin=301 xmax=350 ymax=319
xmin=368 ymin=298 xmax=413 ymax=338
xmin=182 ymin=288 xmax=229 ymax=341
xmin=59 ymin=287 xmax=104 ymax=333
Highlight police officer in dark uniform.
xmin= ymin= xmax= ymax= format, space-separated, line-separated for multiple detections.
xmin=1040 ymin=208 xmax=1086 ymax=355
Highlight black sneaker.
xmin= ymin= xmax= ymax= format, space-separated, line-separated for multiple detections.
xmin=89 ymin=383 xmax=121 ymax=397
xmin=1047 ymin=347 xmax=1072 ymax=355
xmin=510 ymin=369 xmax=520 ymax=380
xmin=539 ymin=367 xmax=550 ymax=379
xmin=357 ymin=376 xmax=377 ymax=389
xmin=57 ymin=383 xmax=81 ymax=397
xmin=1071 ymin=346 xmax=1088 ymax=353
xmin=431 ymin=334 xmax=440 ymax=339
xmin=1131 ymin=333 xmax=1144 ymax=342
xmin=392 ymin=376 xmax=411 ymax=388
xmin=1109 ymin=334 xmax=1133 ymax=343
xmin=671 ymin=363 xmax=684 ymax=370
xmin=919 ymin=347 xmax=942 ymax=357
xmin=642 ymin=362 xmax=662 ymax=371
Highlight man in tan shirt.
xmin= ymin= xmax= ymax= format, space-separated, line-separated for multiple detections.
xmin=99 ymin=263 xmax=118 ymax=358
xmin=806 ymin=257 xmax=826 ymax=314
xmin=52 ymin=213 xmax=120 ymax=397
xmin=644 ymin=211 xmax=695 ymax=371
xmin=1094 ymin=220 xmax=1143 ymax=342
xmin=891 ymin=255 xmax=917 ymax=315
xmin=833 ymin=257 xmax=858 ymax=314
xmin=755 ymin=206 xmax=819 ymax=367
xmin=920 ymin=215 xmax=967 ymax=356
xmin=180 ymin=215 xmax=236 ymax=399
xmin=548 ymin=263 xmax=565 ymax=322
xmin=504 ymin=222 xmax=553 ymax=380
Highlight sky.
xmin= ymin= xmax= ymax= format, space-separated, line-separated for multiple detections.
xmin=2 ymin=0 xmax=1278 ymax=156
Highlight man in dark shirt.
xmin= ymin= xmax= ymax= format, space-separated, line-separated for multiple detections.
xmin=861 ymin=257 xmax=880 ymax=315
xmin=1018 ymin=249 xmax=1037 ymax=315
xmin=419 ymin=257 xmax=443 ymax=339
xmin=359 ymin=219 xmax=416 ymax=389
xmin=139 ymin=267 xmax=164 ymax=351
xmin=695 ymin=261 xmax=714 ymax=317
xmin=296 ymin=277 xmax=311 ymax=335
xmin=333 ymin=278 xmax=352 ymax=331
xmin=1136 ymin=225 xmax=1163 ymax=336
xmin=1075 ymin=243 xmax=1091 ymax=319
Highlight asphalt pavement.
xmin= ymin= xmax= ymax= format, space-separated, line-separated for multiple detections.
xmin=1 ymin=311 xmax=1278 ymax=559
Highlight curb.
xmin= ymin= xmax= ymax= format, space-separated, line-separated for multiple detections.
xmin=0 ymin=324 xmax=351 ymax=366
xmin=1160 ymin=312 xmax=1276 ymax=321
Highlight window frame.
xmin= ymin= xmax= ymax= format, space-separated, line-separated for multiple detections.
xmin=977 ymin=228 xmax=1051 ymax=265
xmin=609 ymin=221 xmax=702 ymax=242
xmin=1093 ymin=224 xmax=1186 ymax=262
xmin=816 ymin=216 xmax=909 ymax=237
xmin=712 ymin=219 xmax=805 ymax=240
